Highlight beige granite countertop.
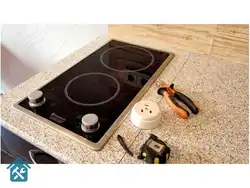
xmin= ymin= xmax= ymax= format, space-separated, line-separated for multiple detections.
xmin=0 ymin=36 xmax=249 ymax=164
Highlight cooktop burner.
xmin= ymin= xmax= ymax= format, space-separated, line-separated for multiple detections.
xmin=100 ymin=45 xmax=155 ymax=72
xmin=14 ymin=39 xmax=174 ymax=150
xmin=64 ymin=73 xmax=120 ymax=106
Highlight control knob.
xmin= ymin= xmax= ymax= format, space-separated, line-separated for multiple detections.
xmin=28 ymin=90 xmax=46 ymax=108
xmin=81 ymin=113 xmax=100 ymax=133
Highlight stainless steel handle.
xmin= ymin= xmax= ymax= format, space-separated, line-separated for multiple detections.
xmin=29 ymin=150 xmax=63 ymax=164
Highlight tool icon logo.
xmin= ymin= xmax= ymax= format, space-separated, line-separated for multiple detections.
xmin=7 ymin=157 xmax=31 ymax=182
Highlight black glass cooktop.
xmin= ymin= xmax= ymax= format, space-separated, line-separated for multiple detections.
xmin=18 ymin=40 xmax=171 ymax=145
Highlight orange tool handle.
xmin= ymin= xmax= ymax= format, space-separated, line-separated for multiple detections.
xmin=167 ymin=86 xmax=199 ymax=114
xmin=163 ymin=91 xmax=189 ymax=119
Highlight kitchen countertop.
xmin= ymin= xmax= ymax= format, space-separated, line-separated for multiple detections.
xmin=0 ymin=35 xmax=248 ymax=164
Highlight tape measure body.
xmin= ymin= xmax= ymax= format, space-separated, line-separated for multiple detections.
xmin=138 ymin=134 xmax=171 ymax=164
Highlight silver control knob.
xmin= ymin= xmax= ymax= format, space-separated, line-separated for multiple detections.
xmin=28 ymin=90 xmax=46 ymax=108
xmin=81 ymin=113 xmax=100 ymax=133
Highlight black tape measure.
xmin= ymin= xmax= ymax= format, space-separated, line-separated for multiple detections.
xmin=137 ymin=134 xmax=171 ymax=164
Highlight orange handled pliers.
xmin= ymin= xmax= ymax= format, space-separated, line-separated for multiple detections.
xmin=157 ymin=82 xmax=199 ymax=119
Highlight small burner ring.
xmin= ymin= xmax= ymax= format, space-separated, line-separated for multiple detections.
xmin=64 ymin=73 xmax=120 ymax=107
xmin=100 ymin=45 xmax=155 ymax=72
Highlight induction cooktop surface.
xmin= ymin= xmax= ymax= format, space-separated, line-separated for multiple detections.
xmin=14 ymin=39 xmax=174 ymax=150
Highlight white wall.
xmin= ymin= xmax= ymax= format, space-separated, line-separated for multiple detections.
xmin=0 ymin=24 xmax=108 ymax=93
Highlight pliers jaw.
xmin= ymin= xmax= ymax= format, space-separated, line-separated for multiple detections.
xmin=157 ymin=81 xmax=173 ymax=95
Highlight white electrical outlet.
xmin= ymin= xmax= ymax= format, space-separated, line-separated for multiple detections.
xmin=131 ymin=100 xmax=161 ymax=129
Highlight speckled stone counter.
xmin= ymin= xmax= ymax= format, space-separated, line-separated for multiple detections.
xmin=1 ymin=36 xmax=248 ymax=164
xmin=120 ymin=53 xmax=249 ymax=164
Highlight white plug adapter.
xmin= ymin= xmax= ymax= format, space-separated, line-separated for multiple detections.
xmin=130 ymin=100 xmax=161 ymax=129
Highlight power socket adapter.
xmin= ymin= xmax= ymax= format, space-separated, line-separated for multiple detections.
xmin=130 ymin=100 xmax=161 ymax=129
